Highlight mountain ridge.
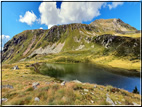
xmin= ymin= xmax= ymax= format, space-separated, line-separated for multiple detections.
xmin=2 ymin=18 xmax=141 ymax=71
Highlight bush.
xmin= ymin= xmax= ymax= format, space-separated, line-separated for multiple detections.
xmin=132 ymin=86 xmax=139 ymax=94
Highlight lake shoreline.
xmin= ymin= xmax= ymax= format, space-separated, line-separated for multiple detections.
xmin=2 ymin=61 xmax=141 ymax=105
xmin=30 ymin=61 xmax=140 ymax=93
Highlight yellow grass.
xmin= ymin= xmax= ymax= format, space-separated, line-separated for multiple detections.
xmin=115 ymin=33 xmax=141 ymax=38
xmin=108 ymin=60 xmax=140 ymax=71
xmin=2 ymin=61 xmax=141 ymax=105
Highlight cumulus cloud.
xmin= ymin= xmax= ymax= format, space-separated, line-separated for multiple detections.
xmin=108 ymin=2 xmax=124 ymax=10
xmin=39 ymin=27 xmax=43 ymax=29
xmin=39 ymin=2 xmax=61 ymax=28
xmin=19 ymin=11 xmax=37 ymax=25
xmin=0 ymin=35 xmax=10 ymax=51
xmin=39 ymin=2 xmax=105 ymax=28
xmin=1 ymin=35 xmax=10 ymax=40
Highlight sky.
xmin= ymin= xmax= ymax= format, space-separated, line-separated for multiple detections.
xmin=1 ymin=1 xmax=141 ymax=50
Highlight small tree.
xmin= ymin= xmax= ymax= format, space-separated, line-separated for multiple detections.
xmin=132 ymin=86 xmax=139 ymax=94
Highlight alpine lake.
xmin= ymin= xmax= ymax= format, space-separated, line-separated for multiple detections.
xmin=38 ymin=63 xmax=140 ymax=94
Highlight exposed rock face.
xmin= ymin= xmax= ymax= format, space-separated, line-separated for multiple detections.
xmin=44 ymin=23 xmax=94 ymax=43
xmin=2 ymin=18 xmax=140 ymax=63
xmin=23 ymin=35 xmax=36 ymax=56
xmin=93 ymin=34 xmax=140 ymax=58
xmin=29 ymin=42 xmax=65 ymax=57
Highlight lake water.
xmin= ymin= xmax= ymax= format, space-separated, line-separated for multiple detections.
xmin=39 ymin=63 xmax=140 ymax=94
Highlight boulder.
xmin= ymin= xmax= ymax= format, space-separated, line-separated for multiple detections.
xmin=61 ymin=81 xmax=66 ymax=86
xmin=34 ymin=97 xmax=40 ymax=102
xmin=106 ymin=96 xmax=115 ymax=105
xmin=132 ymin=102 xmax=139 ymax=105
xmin=90 ymin=100 xmax=94 ymax=103
xmin=2 ymin=98 xmax=8 ymax=102
xmin=32 ymin=82 xmax=40 ymax=89
xmin=2 ymin=85 xmax=13 ymax=89
xmin=94 ymin=85 xmax=97 ymax=88
xmin=72 ymin=79 xmax=82 ymax=83
xmin=90 ymin=92 xmax=94 ymax=95
xmin=117 ymin=101 xmax=122 ymax=105
xmin=13 ymin=65 xmax=19 ymax=70
xmin=84 ymin=89 xmax=89 ymax=92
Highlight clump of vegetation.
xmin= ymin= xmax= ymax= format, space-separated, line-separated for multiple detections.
xmin=132 ymin=86 xmax=139 ymax=94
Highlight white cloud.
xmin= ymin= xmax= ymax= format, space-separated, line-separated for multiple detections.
xmin=0 ymin=35 xmax=10 ymax=50
xmin=48 ymin=25 xmax=54 ymax=29
xmin=1 ymin=35 xmax=10 ymax=40
xmin=19 ymin=11 xmax=37 ymax=25
xmin=39 ymin=2 xmax=61 ymax=28
xmin=108 ymin=2 xmax=124 ymax=10
xmin=39 ymin=2 xmax=105 ymax=28
xmin=39 ymin=27 xmax=43 ymax=29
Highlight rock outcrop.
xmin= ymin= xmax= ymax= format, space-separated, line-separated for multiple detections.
xmin=2 ymin=18 xmax=140 ymax=63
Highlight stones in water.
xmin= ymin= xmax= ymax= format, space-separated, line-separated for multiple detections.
xmin=32 ymin=82 xmax=40 ymax=89
xmin=34 ymin=97 xmax=40 ymax=102
xmin=13 ymin=65 xmax=19 ymax=70
xmin=2 ymin=85 xmax=13 ymax=89
xmin=61 ymin=81 xmax=66 ymax=86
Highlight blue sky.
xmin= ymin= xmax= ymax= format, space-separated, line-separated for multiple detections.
xmin=1 ymin=1 xmax=141 ymax=49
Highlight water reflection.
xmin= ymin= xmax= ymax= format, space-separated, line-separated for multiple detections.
xmin=39 ymin=63 xmax=140 ymax=93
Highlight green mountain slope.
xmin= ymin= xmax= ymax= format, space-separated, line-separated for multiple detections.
xmin=2 ymin=18 xmax=141 ymax=71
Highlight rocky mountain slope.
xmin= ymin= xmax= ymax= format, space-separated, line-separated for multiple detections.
xmin=2 ymin=18 xmax=141 ymax=71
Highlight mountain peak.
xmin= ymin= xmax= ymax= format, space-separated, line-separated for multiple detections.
xmin=90 ymin=18 xmax=137 ymax=32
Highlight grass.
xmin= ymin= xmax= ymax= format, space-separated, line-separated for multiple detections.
xmin=116 ymin=33 xmax=141 ymax=38
xmin=2 ymin=22 xmax=141 ymax=105
xmin=27 ymin=47 xmax=140 ymax=72
xmin=1 ymin=61 xmax=141 ymax=105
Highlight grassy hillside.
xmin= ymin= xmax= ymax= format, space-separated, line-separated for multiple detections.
xmin=2 ymin=61 xmax=141 ymax=105
xmin=2 ymin=19 xmax=141 ymax=65
xmin=1 ymin=18 xmax=141 ymax=105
